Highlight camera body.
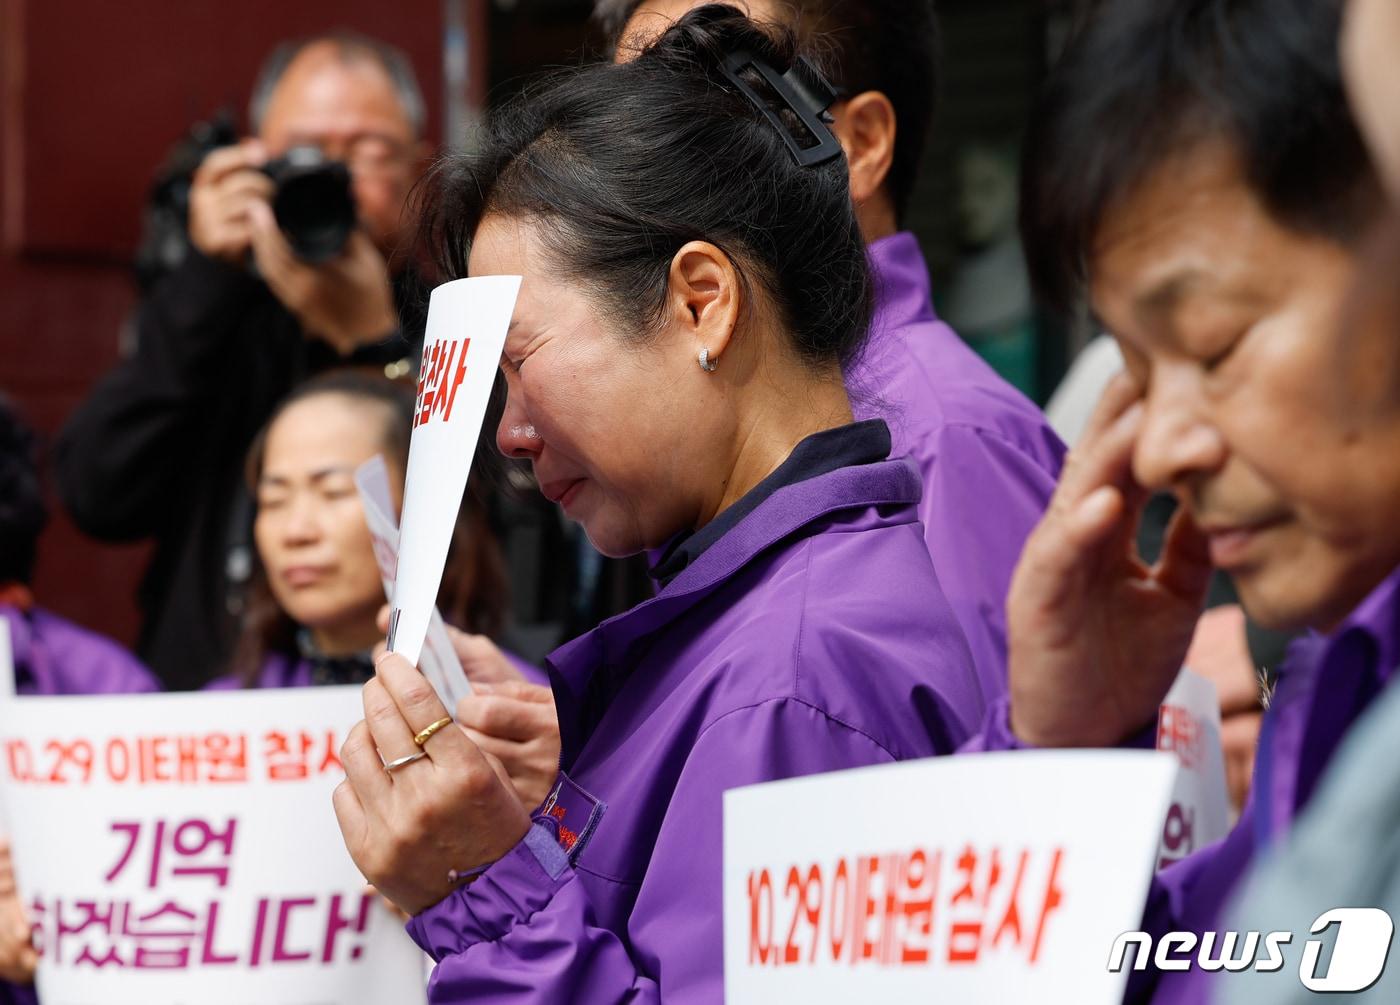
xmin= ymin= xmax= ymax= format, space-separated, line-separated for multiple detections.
xmin=261 ymin=146 xmax=357 ymax=263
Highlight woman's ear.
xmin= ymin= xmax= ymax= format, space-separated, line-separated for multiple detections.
xmin=666 ymin=241 xmax=741 ymax=362
xmin=829 ymin=90 xmax=897 ymax=207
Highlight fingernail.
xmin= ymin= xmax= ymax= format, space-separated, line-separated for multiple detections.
xmin=474 ymin=682 xmax=494 ymax=694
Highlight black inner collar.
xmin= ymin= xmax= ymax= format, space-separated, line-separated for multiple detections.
xmin=649 ymin=419 xmax=892 ymax=588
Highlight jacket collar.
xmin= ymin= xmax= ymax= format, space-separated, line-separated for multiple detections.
xmin=867 ymin=231 xmax=938 ymax=341
xmin=545 ymin=457 xmax=922 ymax=764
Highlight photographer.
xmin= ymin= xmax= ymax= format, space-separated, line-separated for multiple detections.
xmin=54 ymin=32 xmax=431 ymax=690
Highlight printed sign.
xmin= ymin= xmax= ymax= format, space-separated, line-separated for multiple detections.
xmin=0 ymin=685 xmax=427 ymax=1004
xmin=1156 ymin=667 xmax=1231 ymax=869
xmin=724 ymin=750 xmax=1177 ymax=1005
xmin=388 ymin=274 xmax=521 ymax=667
xmin=355 ymin=455 xmax=471 ymax=712
xmin=0 ymin=617 xmax=12 ymax=699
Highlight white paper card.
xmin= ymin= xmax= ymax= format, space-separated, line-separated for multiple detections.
xmin=0 ymin=617 xmax=14 ymax=700
xmin=388 ymin=275 xmax=520 ymax=668
xmin=1156 ymin=666 xmax=1232 ymax=867
xmin=0 ymin=688 xmax=427 ymax=1004
xmin=724 ymin=750 xmax=1177 ymax=1005
xmin=354 ymin=456 xmax=471 ymax=711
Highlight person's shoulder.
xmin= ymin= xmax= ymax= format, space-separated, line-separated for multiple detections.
xmin=29 ymin=607 xmax=160 ymax=694
xmin=797 ymin=522 xmax=970 ymax=666
xmin=865 ymin=318 xmax=1064 ymax=467
xmin=204 ymin=651 xmax=308 ymax=691
xmin=686 ymin=522 xmax=977 ymax=752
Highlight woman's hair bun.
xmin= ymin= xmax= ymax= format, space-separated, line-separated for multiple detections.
xmin=424 ymin=1 xmax=873 ymax=371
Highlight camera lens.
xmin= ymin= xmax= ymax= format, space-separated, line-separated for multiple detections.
xmin=263 ymin=146 xmax=357 ymax=263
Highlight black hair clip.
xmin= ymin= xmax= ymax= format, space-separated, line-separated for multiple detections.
xmin=719 ymin=51 xmax=844 ymax=168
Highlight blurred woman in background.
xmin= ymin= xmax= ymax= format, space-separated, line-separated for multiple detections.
xmin=220 ymin=370 xmax=511 ymax=689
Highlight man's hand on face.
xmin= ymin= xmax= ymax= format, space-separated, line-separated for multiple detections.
xmin=247 ymin=199 xmax=399 ymax=356
xmin=1006 ymin=374 xmax=1214 ymax=748
xmin=188 ymin=140 xmax=274 ymax=265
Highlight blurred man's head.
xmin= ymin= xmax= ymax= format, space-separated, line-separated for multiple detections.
xmin=250 ymin=33 xmax=427 ymax=254
xmin=1023 ymin=0 xmax=1399 ymax=632
xmin=597 ymin=1 xmax=940 ymax=242
xmin=0 ymin=398 xmax=48 ymax=588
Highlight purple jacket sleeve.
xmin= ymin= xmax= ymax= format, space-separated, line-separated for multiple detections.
xmin=406 ymin=699 xmax=908 ymax=1003
xmin=920 ymin=425 xmax=1061 ymax=694
xmin=957 ymin=696 xmax=1029 ymax=753
xmin=0 ymin=984 xmax=36 ymax=1005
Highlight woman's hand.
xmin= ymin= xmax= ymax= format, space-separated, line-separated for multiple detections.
xmin=457 ymin=681 xmax=561 ymax=811
xmin=333 ymin=654 xmax=532 ymax=917
xmin=444 ymin=625 xmax=562 ymax=810
xmin=372 ymin=610 xmax=563 ymax=810
xmin=448 ymin=626 xmax=530 ymax=687
xmin=1006 ymin=374 xmax=1213 ymax=747
xmin=0 ymin=840 xmax=36 ymax=984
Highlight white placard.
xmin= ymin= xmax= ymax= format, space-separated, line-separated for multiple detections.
xmin=0 ymin=616 xmax=14 ymax=699
xmin=0 ymin=617 xmax=11 ymax=836
xmin=387 ymin=275 xmax=521 ymax=668
xmin=355 ymin=455 xmax=471 ymax=711
xmin=0 ymin=688 xmax=427 ymax=1004
xmin=1156 ymin=666 xmax=1231 ymax=867
xmin=724 ymin=750 xmax=1177 ymax=1005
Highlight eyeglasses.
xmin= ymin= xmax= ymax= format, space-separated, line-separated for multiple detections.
xmin=282 ymin=132 xmax=414 ymax=178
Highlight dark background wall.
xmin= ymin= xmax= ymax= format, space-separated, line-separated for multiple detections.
xmin=1 ymin=0 xmax=1066 ymax=653
xmin=0 ymin=0 xmax=476 ymax=647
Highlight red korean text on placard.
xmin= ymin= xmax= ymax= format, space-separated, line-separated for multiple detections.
xmin=29 ymin=893 xmax=375 ymax=970
xmin=414 ymin=337 xmax=472 ymax=428
xmin=105 ymin=818 xmax=237 ymax=888
xmin=262 ymin=729 xmax=343 ymax=782
xmin=28 ymin=816 xmax=375 ymax=970
xmin=1157 ymin=703 xmax=1203 ymax=771
xmin=4 ymin=733 xmax=249 ymax=786
xmin=746 ymin=844 xmax=1065 ymax=971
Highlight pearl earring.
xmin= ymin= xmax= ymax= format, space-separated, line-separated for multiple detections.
xmin=698 ymin=347 xmax=718 ymax=372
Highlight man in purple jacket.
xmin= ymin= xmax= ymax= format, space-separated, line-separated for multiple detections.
xmin=600 ymin=0 xmax=1066 ymax=701
xmin=972 ymin=0 xmax=1400 ymax=1001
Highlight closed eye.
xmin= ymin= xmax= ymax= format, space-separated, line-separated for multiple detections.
xmin=1201 ymin=338 xmax=1240 ymax=372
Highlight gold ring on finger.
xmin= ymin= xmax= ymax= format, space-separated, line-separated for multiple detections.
xmin=413 ymin=716 xmax=454 ymax=748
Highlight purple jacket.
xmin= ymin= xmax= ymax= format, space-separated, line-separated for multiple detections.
xmin=203 ymin=651 xmax=314 ymax=690
xmin=2 ymin=605 xmax=158 ymax=698
xmin=1 ymin=605 xmax=157 ymax=1005
xmin=850 ymin=233 xmax=1065 ymax=703
xmin=969 ymin=567 xmax=1400 ymax=1003
xmin=406 ymin=457 xmax=984 ymax=1002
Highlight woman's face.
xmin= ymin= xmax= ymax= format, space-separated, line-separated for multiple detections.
xmin=1091 ymin=143 xmax=1400 ymax=631
xmin=470 ymin=215 xmax=723 ymax=558
xmin=254 ymin=394 xmax=400 ymax=647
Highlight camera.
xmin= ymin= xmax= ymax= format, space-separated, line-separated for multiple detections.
xmin=136 ymin=112 xmax=239 ymax=291
xmin=261 ymin=146 xmax=357 ymax=263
